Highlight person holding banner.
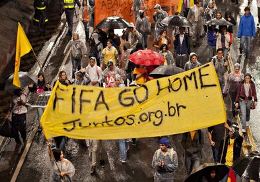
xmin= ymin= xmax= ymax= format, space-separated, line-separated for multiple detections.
xmin=152 ymin=137 xmax=178 ymax=182
xmin=181 ymin=130 xmax=204 ymax=175
xmin=49 ymin=148 xmax=75 ymax=181
xmin=81 ymin=57 xmax=102 ymax=86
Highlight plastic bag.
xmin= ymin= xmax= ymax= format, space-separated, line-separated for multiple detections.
xmin=75 ymin=20 xmax=86 ymax=43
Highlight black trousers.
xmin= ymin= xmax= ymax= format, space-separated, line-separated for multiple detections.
xmin=65 ymin=8 xmax=75 ymax=35
xmin=12 ymin=113 xmax=27 ymax=144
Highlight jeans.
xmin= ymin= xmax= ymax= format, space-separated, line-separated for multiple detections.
xmin=239 ymin=100 xmax=252 ymax=130
xmin=118 ymin=139 xmax=128 ymax=161
xmin=175 ymin=54 xmax=188 ymax=69
xmin=212 ymin=146 xmax=219 ymax=163
xmin=141 ymin=33 xmax=148 ymax=49
xmin=185 ymin=152 xmax=201 ymax=174
xmin=240 ymin=36 xmax=253 ymax=58
xmin=72 ymin=57 xmax=81 ymax=79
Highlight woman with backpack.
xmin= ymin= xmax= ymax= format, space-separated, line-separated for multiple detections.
xmin=64 ymin=32 xmax=87 ymax=79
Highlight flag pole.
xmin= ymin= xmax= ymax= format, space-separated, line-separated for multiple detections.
xmin=31 ymin=48 xmax=42 ymax=69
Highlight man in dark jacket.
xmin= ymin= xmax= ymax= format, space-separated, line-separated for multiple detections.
xmin=174 ymin=27 xmax=190 ymax=69
xmin=33 ymin=0 xmax=48 ymax=34
xmin=182 ymin=130 xmax=203 ymax=174
xmin=62 ymin=0 xmax=81 ymax=36
xmin=218 ymin=123 xmax=243 ymax=166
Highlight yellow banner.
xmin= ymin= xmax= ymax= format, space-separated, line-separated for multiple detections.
xmin=13 ymin=22 xmax=32 ymax=87
xmin=41 ymin=63 xmax=226 ymax=140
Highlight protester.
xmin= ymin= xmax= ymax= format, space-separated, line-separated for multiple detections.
xmin=101 ymin=40 xmax=119 ymax=70
xmin=224 ymin=11 xmax=236 ymax=35
xmin=135 ymin=10 xmax=151 ymax=49
xmin=218 ymin=123 xmax=243 ymax=166
xmin=208 ymin=121 xmax=233 ymax=163
xmin=235 ymin=73 xmax=258 ymax=133
xmin=132 ymin=0 xmax=145 ymax=19
xmin=216 ymin=26 xmax=231 ymax=58
xmin=174 ymin=27 xmax=190 ymax=68
xmin=122 ymin=23 xmax=142 ymax=50
xmin=153 ymin=4 xmax=168 ymax=40
xmin=211 ymin=48 xmax=228 ymax=90
xmin=223 ymin=63 xmax=244 ymax=118
xmin=11 ymin=88 xmax=28 ymax=146
xmin=184 ymin=52 xmax=201 ymax=71
xmin=55 ymin=70 xmax=71 ymax=86
xmin=49 ymin=148 xmax=75 ymax=181
xmin=119 ymin=43 xmax=131 ymax=71
xmin=73 ymin=71 xmax=90 ymax=85
xmin=237 ymin=7 xmax=256 ymax=58
xmin=63 ymin=0 xmax=81 ymax=36
xmin=82 ymin=0 xmax=90 ymax=41
xmin=33 ymin=0 xmax=48 ymax=34
xmin=28 ymin=72 xmax=50 ymax=132
xmin=64 ymin=32 xmax=87 ymax=79
xmin=153 ymin=30 xmax=171 ymax=50
xmin=187 ymin=1 xmax=204 ymax=47
xmin=181 ymin=130 xmax=203 ymax=174
xmin=28 ymin=72 xmax=50 ymax=94
xmin=132 ymin=65 xmax=149 ymax=85
xmin=207 ymin=25 xmax=217 ymax=58
xmin=103 ymin=61 xmax=125 ymax=87
xmin=159 ymin=44 xmax=174 ymax=65
xmin=152 ymin=137 xmax=178 ymax=182
xmin=107 ymin=29 xmax=121 ymax=52
xmin=81 ymin=57 xmax=102 ymax=86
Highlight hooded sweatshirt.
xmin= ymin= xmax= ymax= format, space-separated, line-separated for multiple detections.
xmin=237 ymin=13 xmax=256 ymax=37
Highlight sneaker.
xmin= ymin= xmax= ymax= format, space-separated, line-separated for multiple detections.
xmin=120 ymin=160 xmax=126 ymax=163
xmin=242 ymin=129 xmax=246 ymax=133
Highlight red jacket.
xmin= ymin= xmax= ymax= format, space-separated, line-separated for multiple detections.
xmin=236 ymin=81 xmax=257 ymax=102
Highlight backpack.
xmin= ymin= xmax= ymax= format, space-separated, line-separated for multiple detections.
xmin=155 ymin=148 xmax=176 ymax=161
xmin=72 ymin=42 xmax=82 ymax=59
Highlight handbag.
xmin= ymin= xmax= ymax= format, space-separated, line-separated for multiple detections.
xmin=250 ymin=101 xmax=256 ymax=110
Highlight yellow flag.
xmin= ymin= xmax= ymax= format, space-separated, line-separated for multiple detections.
xmin=13 ymin=22 xmax=32 ymax=87
xmin=190 ymin=0 xmax=194 ymax=8
xmin=177 ymin=0 xmax=183 ymax=13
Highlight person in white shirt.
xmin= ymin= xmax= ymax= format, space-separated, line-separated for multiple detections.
xmin=82 ymin=57 xmax=102 ymax=86
xmin=11 ymin=88 xmax=28 ymax=145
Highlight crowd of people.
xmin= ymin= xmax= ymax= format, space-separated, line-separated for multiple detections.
xmin=6 ymin=0 xmax=260 ymax=181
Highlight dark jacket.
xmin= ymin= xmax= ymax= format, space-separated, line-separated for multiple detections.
xmin=174 ymin=33 xmax=190 ymax=55
xmin=236 ymin=81 xmax=257 ymax=102
xmin=181 ymin=130 xmax=204 ymax=155
xmin=207 ymin=29 xmax=217 ymax=47
xmin=218 ymin=134 xmax=243 ymax=164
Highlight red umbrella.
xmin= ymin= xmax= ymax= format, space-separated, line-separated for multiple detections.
xmin=129 ymin=49 xmax=164 ymax=66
